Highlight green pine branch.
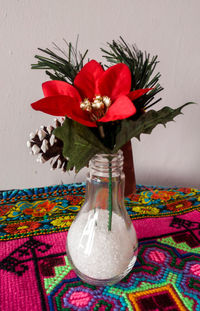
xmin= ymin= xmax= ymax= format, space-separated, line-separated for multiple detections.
xmin=31 ymin=38 xmax=88 ymax=84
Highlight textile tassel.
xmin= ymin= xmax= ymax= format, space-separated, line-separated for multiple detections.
xmin=108 ymin=157 xmax=113 ymax=231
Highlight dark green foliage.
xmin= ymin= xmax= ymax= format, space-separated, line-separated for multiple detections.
xmin=113 ymin=103 xmax=194 ymax=152
xmin=31 ymin=38 xmax=88 ymax=84
xmin=53 ymin=104 xmax=194 ymax=172
xmin=90 ymin=121 xmax=121 ymax=150
xmin=54 ymin=118 xmax=110 ymax=172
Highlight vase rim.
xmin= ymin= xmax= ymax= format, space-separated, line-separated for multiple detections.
xmin=89 ymin=150 xmax=123 ymax=176
xmin=93 ymin=149 xmax=123 ymax=158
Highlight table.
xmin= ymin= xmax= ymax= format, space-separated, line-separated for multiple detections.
xmin=0 ymin=183 xmax=200 ymax=311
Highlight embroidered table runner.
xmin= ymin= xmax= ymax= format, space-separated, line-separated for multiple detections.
xmin=0 ymin=183 xmax=200 ymax=311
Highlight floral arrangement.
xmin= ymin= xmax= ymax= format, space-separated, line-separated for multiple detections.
xmin=28 ymin=37 xmax=192 ymax=173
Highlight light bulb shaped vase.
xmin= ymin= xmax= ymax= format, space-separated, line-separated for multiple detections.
xmin=66 ymin=150 xmax=138 ymax=286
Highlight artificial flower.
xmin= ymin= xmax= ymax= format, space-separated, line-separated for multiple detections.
xmin=31 ymin=60 xmax=151 ymax=127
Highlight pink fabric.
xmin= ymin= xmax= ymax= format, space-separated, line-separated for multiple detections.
xmin=1 ymin=210 xmax=199 ymax=311
xmin=0 ymin=233 xmax=66 ymax=311
xmin=134 ymin=210 xmax=200 ymax=239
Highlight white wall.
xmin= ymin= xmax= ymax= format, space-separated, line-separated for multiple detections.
xmin=0 ymin=0 xmax=199 ymax=190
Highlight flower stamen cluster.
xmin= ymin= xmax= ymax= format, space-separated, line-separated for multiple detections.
xmin=80 ymin=95 xmax=111 ymax=121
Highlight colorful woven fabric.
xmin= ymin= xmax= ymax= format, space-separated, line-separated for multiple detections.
xmin=0 ymin=183 xmax=200 ymax=310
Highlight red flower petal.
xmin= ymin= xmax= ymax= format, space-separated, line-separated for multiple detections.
xmin=98 ymin=63 xmax=131 ymax=101
xmin=71 ymin=115 xmax=96 ymax=127
xmin=42 ymin=80 xmax=81 ymax=100
xmin=31 ymin=95 xmax=75 ymax=116
xmin=99 ymin=95 xmax=136 ymax=122
xmin=74 ymin=60 xmax=104 ymax=101
xmin=31 ymin=96 xmax=96 ymax=127
xmin=128 ymin=88 xmax=152 ymax=101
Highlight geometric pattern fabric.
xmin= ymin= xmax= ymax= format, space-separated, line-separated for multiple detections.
xmin=0 ymin=183 xmax=199 ymax=241
xmin=0 ymin=183 xmax=200 ymax=310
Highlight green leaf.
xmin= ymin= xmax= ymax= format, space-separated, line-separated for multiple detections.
xmin=113 ymin=102 xmax=195 ymax=152
xmin=54 ymin=118 xmax=110 ymax=172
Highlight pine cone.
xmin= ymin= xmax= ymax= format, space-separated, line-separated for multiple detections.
xmin=27 ymin=119 xmax=70 ymax=172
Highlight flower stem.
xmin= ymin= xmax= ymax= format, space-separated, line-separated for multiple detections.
xmin=108 ymin=157 xmax=112 ymax=231
xmin=98 ymin=125 xmax=105 ymax=138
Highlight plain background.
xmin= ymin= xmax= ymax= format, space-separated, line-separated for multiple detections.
xmin=0 ymin=0 xmax=199 ymax=190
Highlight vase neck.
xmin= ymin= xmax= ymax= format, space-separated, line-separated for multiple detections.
xmin=86 ymin=151 xmax=125 ymax=212
xmin=89 ymin=150 xmax=123 ymax=178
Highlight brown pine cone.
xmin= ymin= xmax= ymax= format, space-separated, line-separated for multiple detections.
xmin=27 ymin=119 xmax=70 ymax=172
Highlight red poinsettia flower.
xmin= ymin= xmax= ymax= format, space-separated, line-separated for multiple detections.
xmin=31 ymin=60 xmax=151 ymax=127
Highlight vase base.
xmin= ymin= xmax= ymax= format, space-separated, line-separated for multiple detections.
xmin=67 ymin=250 xmax=138 ymax=286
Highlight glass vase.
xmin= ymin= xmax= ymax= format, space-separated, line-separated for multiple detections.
xmin=66 ymin=150 xmax=138 ymax=286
